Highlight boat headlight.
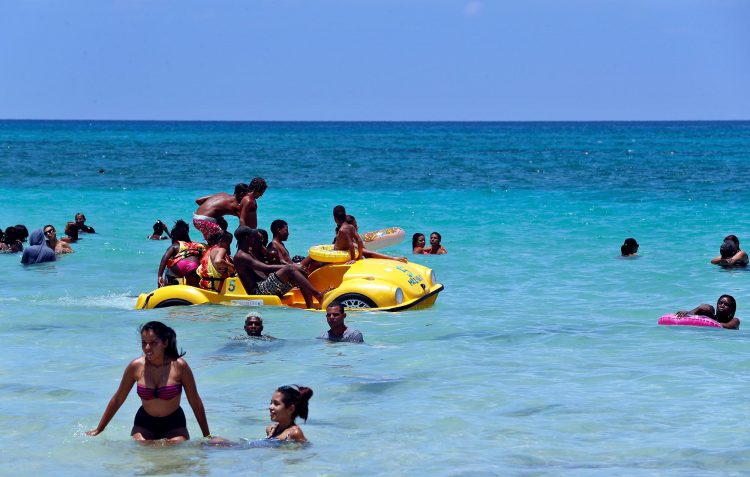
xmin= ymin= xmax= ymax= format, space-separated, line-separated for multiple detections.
xmin=430 ymin=270 xmax=436 ymax=285
xmin=395 ymin=288 xmax=404 ymax=304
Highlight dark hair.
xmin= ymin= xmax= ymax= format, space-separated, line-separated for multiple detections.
xmin=75 ymin=213 xmax=86 ymax=221
xmin=276 ymin=385 xmax=314 ymax=422
xmin=412 ymin=233 xmax=425 ymax=249
xmin=249 ymin=177 xmax=267 ymax=194
xmin=720 ymin=240 xmax=738 ymax=259
xmin=152 ymin=221 xmax=165 ymax=233
xmin=234 ymin=183 xmax=250 ymax=202
xmin=171 ymin=220 xmax=191 ymax=242
xmin=345 ymin=214 xmax=356 ymax=225
xmin=270 ymin=219 xmax=287 ymax=237
xmin=3 ymin=226 xmax=17 ymax=244
xmin=64 ymin=222 xmax=79 ymax=241
xmin=140 ymin=321 xmax=185 ymax=359
xmin=326 ymin=300 xmax=345 ymax=315
xmin=15 ymin=224 xmax=28 ymax=241
xmin=216 ymin=216 xmax=229 ymax=232
xmin=257 ymin=229 xmax=269 ymax=247
xmin=234 ymin=225 xmax=257 ymax=243
xmin=333 ymin=205 xmax=347 ymax=222
xmin=621 ymin=237 xmax=639 ymax=256
xmin=430 ymin=231 xmax=442 ymax=243
xmin=724 ymin=235 xmax=740 ymax=249
xmin=718 ymin=294 xmax=737 ymax=319
xmin=206 ymin=231 xmax=228 ymax=246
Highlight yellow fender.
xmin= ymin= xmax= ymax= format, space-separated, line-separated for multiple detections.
xmin=135 ymin=285 xmax=211 ymax=309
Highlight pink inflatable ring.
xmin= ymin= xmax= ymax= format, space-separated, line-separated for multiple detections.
xmin=658 ymin=314 xmax=723 ymax=328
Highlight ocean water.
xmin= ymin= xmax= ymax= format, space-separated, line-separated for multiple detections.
xmin=2 ymin=120 xmax=750 ymax=476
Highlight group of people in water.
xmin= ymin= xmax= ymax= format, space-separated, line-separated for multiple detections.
xmin=412 ymin=232 xmax=447 ymax=255
xmin=620 ymin=235 xmax=743 ymax=329
xmin=2 ymin=213 xmax=94 ymax=264
xmin=87 ymin=320 xmax=315 ymax=444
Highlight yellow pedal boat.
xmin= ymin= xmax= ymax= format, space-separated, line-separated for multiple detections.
xmin=135 ymin=258 xmax=443 ymax=312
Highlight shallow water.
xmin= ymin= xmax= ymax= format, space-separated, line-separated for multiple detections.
xmin=2 ymin=121 xmax=750 ymax=476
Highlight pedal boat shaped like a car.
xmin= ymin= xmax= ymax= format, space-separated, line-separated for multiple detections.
xmin=135 ymin=258 xmax=444 ymax=312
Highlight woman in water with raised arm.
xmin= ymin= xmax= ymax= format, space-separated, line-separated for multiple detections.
xmin=87 ymin=321 xmax=211 ymax=442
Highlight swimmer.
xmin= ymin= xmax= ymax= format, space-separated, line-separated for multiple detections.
xmin=44 ymin=225 xmax=74 ymax=255
xmin=424 ymin=232 xmax=447 ymax=255
xmin=193 ymin=184 xmax=250 ymax=240
xmin=87 ymin=321 xmax=211 ymax=441
xmin=266 ymin=385 xmax=313 ymax=442
xmin=20 ymin=229 xmax=56 ymax=264
xmin=75 ymin=213 xmax=95 ymax=233
xmin=15 ymin=224 xmax=29 ymax=244
xmin=148 ymin=220 xmax=171 ymax=240
xmin=675 ymin=295 xmax=740 ymax=330
xmin=62 ymin=222 xmax=79 ymax=243
xmin=0 ymin=226 xmax=23 ymax=253
xmin=412 ymin=233 xmax=427 ymax=254
xmin=238 ymin=177 xmax=267 ymax=229
xmin=621 ymin=237 xmax=638 ymax=256
xmin=711 ymin=235 xmax=748 ymax=268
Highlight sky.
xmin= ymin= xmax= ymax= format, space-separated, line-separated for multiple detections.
xmin=1 ymin=0 xmax=748 ymax=121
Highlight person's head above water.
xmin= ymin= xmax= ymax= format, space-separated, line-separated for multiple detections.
xmin=716 ymin=295 xmax=737 ymax=320
xmin=233 ymin=183 xmax=250 ymax=203
xmin=720 ymin=239 xmax=738 ymax=259
xmin=430 ymin=232 xmax=442 ymax=245
xmin=621 ymin=237 xmax=639 ymax=256
xmin=244 ymin=313 xmax=264 ymax=336
xmin=412 ymin=233 xmax=425 ymax=249
xmin=273 ymin=385 xmax=314 ymax=423
xmin=724 ymin=234 xmax=740 ymax=249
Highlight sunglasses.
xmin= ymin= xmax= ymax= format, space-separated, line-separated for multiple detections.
xmin=44 ymin=229 xmax=55 ymax=235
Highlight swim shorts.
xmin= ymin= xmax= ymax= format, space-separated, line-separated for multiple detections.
xmin=251 ymin=272 xmax=293 ymax=297
xmin=192 ymin=214 xmax=223 ymax=241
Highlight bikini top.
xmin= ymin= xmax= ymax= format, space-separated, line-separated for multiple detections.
xmin=137 ymin=383 xmax=182 ymax=400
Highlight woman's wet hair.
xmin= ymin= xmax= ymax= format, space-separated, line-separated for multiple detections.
xmin=717 ymin=294 xmax=737 ymax=318
xmin=207 ymin=231 xmax=225 ymax=246
xmin=270 ymin=219 xmax=287 ymax=237
xmin=720 ymin=239 xmax=738 ymax=259
xmin=171 ymin=220 xmax=191 ymax=242
xmin=724 ymin=234 xmax=740 ymax=248
xmin=64 ymin=222 xmax=79 ymax=241
xmin=276 ymin=385 xmax=314 ymax=422
xmin=15 ymin=224 xmax=28 ymax=241
xmin=3 ymin=226 xmax=17 ymax=244
xmin=152 ymin=221 xmax=164 ymax=233
xmin=412 ymin=233 xmax=424 ymax=249
xmin=140 ymin=321 xmax=185 ymax=359
xmin=621 ymin=237 xmax=639 ymax=256
xmin=249 ymin=177 xmax=267 ymax=194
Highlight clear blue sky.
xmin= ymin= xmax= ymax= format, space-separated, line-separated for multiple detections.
xmin=1 ymin=0 xmax=748 ymax=121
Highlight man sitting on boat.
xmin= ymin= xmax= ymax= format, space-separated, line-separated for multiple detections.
xmin=233 ymin=226 xmax=326 ymax=309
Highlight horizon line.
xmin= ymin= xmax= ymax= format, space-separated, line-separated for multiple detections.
xmin=1 ymin=118 xmax=749 ymax=123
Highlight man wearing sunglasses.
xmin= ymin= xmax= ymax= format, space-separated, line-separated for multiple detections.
xmin=44 ymin=225 xmax=74 ymax=254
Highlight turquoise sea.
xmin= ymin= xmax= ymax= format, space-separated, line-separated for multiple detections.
xmin=2 ymin=120 xmax=750 ymax=476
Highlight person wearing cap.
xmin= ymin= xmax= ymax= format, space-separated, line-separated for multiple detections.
xmin=317 ymin=301 xmax=363 ymax=343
